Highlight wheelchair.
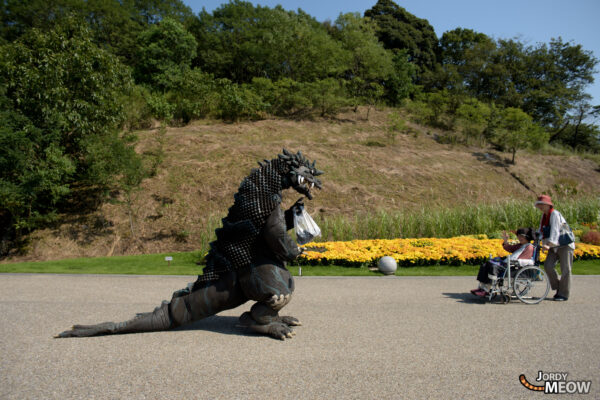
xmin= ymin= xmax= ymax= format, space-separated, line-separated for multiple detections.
xmin=485 ymin=233 xmax=550 ymax=304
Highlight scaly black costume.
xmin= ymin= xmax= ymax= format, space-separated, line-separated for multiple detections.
xmin=56 ymin=149 xmax=323 ymax=340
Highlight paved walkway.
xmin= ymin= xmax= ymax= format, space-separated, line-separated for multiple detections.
xmin=1 ymin=274 xmax=598 ymax=399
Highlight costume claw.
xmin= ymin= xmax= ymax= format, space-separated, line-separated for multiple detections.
xmin=279 ymin=316 xmax=301 ymax=326
xmin=269 ymin=294 xmax=291 ymax=309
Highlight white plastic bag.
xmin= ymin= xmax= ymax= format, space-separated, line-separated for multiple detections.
xmin=294 ymin=205 xmax=321 ymax=245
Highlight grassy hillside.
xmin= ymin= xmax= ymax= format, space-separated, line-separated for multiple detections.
xmin=5 ymin=107 xmax=600 ymax=262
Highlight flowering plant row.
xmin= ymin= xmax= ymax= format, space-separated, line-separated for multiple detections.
xmin=298 ymin=235 xmax=600 ymax=267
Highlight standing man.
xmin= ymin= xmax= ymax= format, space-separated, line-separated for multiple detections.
xmin=535 ymin=195 xmax=575 ymax=301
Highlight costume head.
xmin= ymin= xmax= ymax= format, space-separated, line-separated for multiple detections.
xmin=263 ymin=148 xmax=323 ymax=200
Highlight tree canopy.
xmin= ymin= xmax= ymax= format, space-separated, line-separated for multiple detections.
xmin=191 ymin=0 xmax=347 ymax=83
xmin=364 ymin=0 xmax=439 ymax=73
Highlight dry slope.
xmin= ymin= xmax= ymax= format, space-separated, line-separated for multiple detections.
xmin=9 ymin=108 xmax=600 ymax=262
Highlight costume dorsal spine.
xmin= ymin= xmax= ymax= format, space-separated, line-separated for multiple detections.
xmin=198 ymin=158 xmax=288 ymax=283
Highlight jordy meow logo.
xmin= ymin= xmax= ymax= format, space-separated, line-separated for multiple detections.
xmin=520 ymin=371 xmax=592 ymax=394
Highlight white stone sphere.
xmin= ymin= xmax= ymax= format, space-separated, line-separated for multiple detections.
xmin=378 ymin=256 xmax=397 ymax=275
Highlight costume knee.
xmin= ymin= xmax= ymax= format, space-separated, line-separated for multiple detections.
xmin=240 ymin=264 xmax=294 ymax=301
xmin=238 ymin=263 xmax=294 ymax=324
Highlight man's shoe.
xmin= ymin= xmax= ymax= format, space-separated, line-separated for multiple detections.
xmin=554 ymin=295 xmax=568 ymax=301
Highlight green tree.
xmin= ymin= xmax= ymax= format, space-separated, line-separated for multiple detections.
xmin=493 ymin=107 xmax=549 ymax=164
xmin=167 ymin=68 xmax=219 ymax=123
xmin=551 ymin=100 xmax=600 ymax=152
xmin=410 ymin=89 xmax=462 ymax=129
xmin=0 ymin=0 xmax=195 ymax=66
xmin=251 ymin=78 xmax=313 ymax=117
xmin=436 ymin=31 xmax=597 ymax=132
xmin=0 ymin=0 xmax=81 ymax=41
xmin=132 ymin=0 xmax=196 ymax=25
xmin=522 ymin=38 xmax=597 ymax=129
xmin=0 ymin=19 xmax=140 ymax=252
xmin=364 ymin=0 xmax=438 ymax=74
xmin=0 ymin=108 xmax=75 ymax=247
xmin=433 ymin=28 xmax=494 ymax=93
xmin=331 ymin=12 xmax=394 ymax=117
xmin=192 ymin=1 xmax=347 ymax=83
xmin=305 ymin=79 xmax=348 ymax=117
xmin=134 ymin=17 xmax=197 ymax=91
xmin=456 ymin=97 xmax=491 ymax=143
xmin=465 ymin=39 xmax=528 ymax=111
xmin=439 ymin=28 xmax=493 ymax=66
xmin=216 ymin=79 xmax=267 ymax=122
xmin=384 ymin=50 xmax=415 ymax=105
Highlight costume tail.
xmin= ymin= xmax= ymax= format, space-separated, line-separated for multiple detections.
xmin=55 ymin=300 xmax=172 ymax=338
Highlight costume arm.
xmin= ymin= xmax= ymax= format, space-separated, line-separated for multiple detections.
xmin=264 ymin=206 xmax=302 ymax=262
xmin=283 ymin=208 xmax=295 ymax=231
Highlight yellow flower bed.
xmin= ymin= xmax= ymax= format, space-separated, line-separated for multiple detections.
xmin=299 ymin=236 xmax=600 ymax=267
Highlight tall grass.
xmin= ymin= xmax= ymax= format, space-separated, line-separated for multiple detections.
xmin=191 ymin=197 xmax=599 ymax=255
xmin=313 ymin=197 xmax=600 ymax=241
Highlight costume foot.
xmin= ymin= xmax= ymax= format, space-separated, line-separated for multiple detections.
xmin=238 ymin=312 xmax=297 ymax=340
xmin=251 ymin=321 xmax=295 ymax=340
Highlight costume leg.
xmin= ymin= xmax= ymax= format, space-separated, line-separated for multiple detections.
xmin=170 ymin=271 xmax=246 ymax=326
xmin=238 ymin=264 xmax=300 ymax=340
xmin=55 ymin=272 xmax=246 ymax=338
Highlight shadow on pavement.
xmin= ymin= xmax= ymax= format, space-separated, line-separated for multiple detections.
xmin=442 ymin=292 xmax=486 ymax=304
xmin=173 ymin=315 xmax=254 ymax=337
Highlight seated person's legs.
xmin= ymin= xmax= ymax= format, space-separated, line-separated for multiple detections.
xmin=472 ymin=259 xmax=504 ymax=296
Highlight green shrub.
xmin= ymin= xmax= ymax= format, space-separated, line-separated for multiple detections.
xmin=405 ymin=99 xmax=435 ymax=126
xmin=272 ymin=78 xmax=314 ymax=117
xmin=251 ymin=77 xmax=312 ymax=117
xmin=216 ymin=79 xmax=267 ymax=121
xmin=305 ymin=78 xmax=349 ymax=117
xmin=121 ymin=85 xmax=153 ymax=131
xmin=146 ymin=92 xmax=175 ymax=122
xmin=168 ymin=68 xmax=218 ymax=123
xmin=456 ymin=98 xmax=491 ymax=144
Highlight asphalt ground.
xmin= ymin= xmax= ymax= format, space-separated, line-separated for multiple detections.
xmin=1 ymin=273 xmax=598 ymax=399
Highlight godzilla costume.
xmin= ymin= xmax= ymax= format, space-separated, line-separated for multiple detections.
xmin=56 ymin=149 xmax=323 ymax=340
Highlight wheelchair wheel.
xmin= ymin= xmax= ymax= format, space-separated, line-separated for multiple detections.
xmin=513 ymin=266 xmax=550 ymax=304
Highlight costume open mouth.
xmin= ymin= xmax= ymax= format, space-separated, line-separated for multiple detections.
xmin=293 ymin=173 xmax=322 ymax=200
xmin=278 ymin=149 xmax=323 ymax=200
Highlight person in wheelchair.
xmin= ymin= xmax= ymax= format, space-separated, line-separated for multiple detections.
xmin=471 ymin=227 xmax=535 ymax=297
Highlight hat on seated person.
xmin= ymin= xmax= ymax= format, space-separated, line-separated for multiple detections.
xmin=535 ymin=195 xmax=553 ymax=207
